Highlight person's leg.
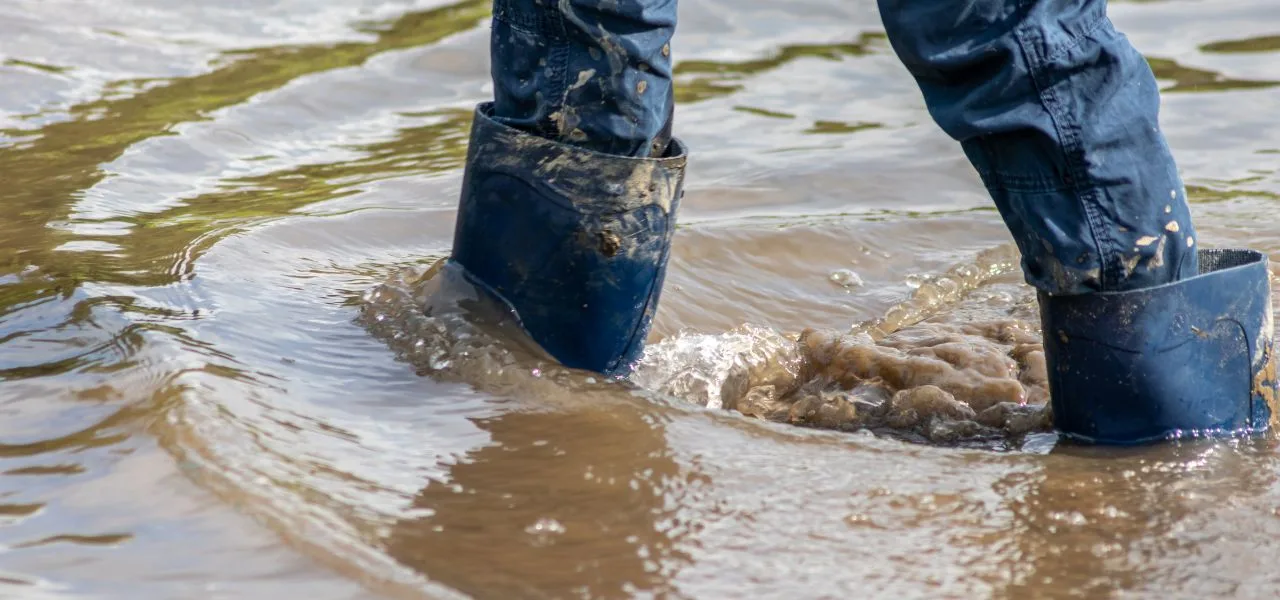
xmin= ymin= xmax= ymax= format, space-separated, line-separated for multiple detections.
xmin=878 ymin=0 xmax=1276 ymax=443
xmin=878 ymin=0 xmax=1194 ymax=295
xmin=489 ymin=0 xmax=676 ymax=158
xmin=448 ymin=0 xmax=685 ymax=376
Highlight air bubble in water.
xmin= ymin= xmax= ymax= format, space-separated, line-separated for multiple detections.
xmin=829 ymin=269 xmax=864 ymax=288
xmin=525 ymin=518 xmax=566 ymax=535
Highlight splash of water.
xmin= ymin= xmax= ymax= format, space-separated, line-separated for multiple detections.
xmin=634 ymin=243 xmax=1052 ymax=445
xmin=365 ymin=247 xmax=1051 ymax=447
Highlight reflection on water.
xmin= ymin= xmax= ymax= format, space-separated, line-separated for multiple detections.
xmin=1201 ymin=35 xmax=1280 ymax=54
xmin=992 ymin=440 xmax=1280 ymax=598
xmin=674 ymin=33 xmax=886 ymax=103
xmin=380 ymin=406 xmax=694 ymax=599
xmin=1148 ymin=56 xmax=1280 ymax=93
xmin=2 ymin=0 xmax=1280 ymax=597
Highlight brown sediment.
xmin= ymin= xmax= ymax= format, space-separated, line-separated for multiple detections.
xmin=634 ymin=244 xmax=1054 ymax=444
xmin=1253 ymin=344 xmax=1278 ymax=431
xmin=1123 ymin=253 xmax=1142 ymax=278
xmin=1254 ymin=293 xmax=1278 ymax=430
xmin=682 ymin=318 xmax=1053 ymax=444
xmin=807 ymin=324 xmax=1039 ymax=408
xmin=806 ymin=327 xmax=1028 ymax=412
xmin=885 ymin=386 xmax=976 ymax=427
xmin=1146 ymin=235 xmax=1167 ymax=271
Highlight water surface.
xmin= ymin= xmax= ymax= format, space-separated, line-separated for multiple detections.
xmin=3 ymin=0 xmax=1280 ymax=597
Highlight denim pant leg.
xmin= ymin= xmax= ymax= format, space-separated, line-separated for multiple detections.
xmin=878 ymin=0 xmax=1198 ymax=295
xmin=489 ymin=0 xmax=677 ymax=158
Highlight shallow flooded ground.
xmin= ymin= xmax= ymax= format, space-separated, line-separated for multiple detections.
xmin=3 ymin=0 xmax=1280 ymax=597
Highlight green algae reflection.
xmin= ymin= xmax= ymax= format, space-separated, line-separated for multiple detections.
xmin=1200 ymin=35 xmax=1280 ymax=54
xmin=0 ymin=0 xmax=488 ymax=316
xmin=674 ymin=32 xmax=887 ymax=104
xmin=1147 ymin=57 xmax=1280 ymax=93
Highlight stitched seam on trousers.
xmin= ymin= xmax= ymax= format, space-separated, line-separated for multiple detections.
xmin=492 ymin=0 xmax=537 ymax=35
xmin=493 ymin=12 xmax=538 ymax=36
xmin=1043 ymin=7 xmax=1109 ymax=63
xmin=1013 ymin=19 xmax=1117 ymax=290
xmin=493 ymin=0 xmax=565 ymax=39
xmin=526 ymin=1 xmax=569 ymax=141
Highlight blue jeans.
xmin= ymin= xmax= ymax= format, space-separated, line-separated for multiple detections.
xmin=488 ymin=0 xmax=1197 ymax=296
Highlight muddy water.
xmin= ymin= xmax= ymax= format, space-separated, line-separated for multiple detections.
xmin=3 ymin=0 xmax=1280 ymax=597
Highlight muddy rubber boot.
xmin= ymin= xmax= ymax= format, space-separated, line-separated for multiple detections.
xmin=1040 ymin=248 xmax=1278 ymax=444
xmin=447 ymin=103 xmax=688 ymax=376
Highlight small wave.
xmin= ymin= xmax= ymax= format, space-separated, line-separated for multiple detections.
xmin=372 ymin=246 xmax=1050 ymax=448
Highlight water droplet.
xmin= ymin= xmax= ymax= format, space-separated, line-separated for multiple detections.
xmin=525 ymin=518 xmax=566 ymax=535
xmin=829 ymin=269 xmax=864 ymax=288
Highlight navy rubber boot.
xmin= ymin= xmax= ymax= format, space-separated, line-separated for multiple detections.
xmin=448 ymin=103 xmax=688 ymax=376
xmin=1041 ymin=248 xmax=1278 ymax=444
